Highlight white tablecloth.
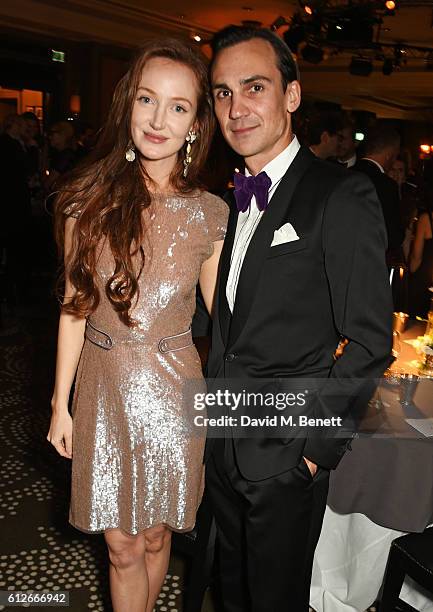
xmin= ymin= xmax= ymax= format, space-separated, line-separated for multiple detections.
xmin=310 ymin=507 xmax=433 ymax=612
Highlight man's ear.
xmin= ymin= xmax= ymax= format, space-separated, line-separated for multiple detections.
xmin=321 ymin=131 xmax=330 ymax=145
xmin=286 ymin=80 xmax=301 ymax=114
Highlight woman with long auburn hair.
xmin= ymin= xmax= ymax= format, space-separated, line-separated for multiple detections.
xmin=47 ymin=39 xmax=228 ymax=612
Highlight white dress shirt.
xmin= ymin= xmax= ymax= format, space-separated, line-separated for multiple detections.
xmin=337 ymin=153 xmax=357 ymax=168
xmin=226 ymin=136 xmax=301 ymax=312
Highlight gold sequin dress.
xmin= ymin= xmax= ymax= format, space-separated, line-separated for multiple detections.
xmin=66 ymin=191 xmax=228 ymax=535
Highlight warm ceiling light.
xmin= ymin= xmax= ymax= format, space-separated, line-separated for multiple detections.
xmin=420 ymin=144 xmax=431 ymax=154
xmin=193 ymin=35 xmax=201 ymax=42
xmin=304 ymin=5 xmax=313 ymax=15
xmin=385 ymin=0 xmax=396 ymax=9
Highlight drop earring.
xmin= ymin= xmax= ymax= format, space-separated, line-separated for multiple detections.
xmin=125 ymin=143 xmax=136 ymax=162
xmin=183 ymin=130 xmax=197 ymax=177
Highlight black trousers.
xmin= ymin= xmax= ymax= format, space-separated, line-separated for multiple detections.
xmin=206 ymin=438 xmax=329 ymax=612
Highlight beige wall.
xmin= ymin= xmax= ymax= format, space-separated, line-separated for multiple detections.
xmin=0 ymin=87 xmax=43 ymax=124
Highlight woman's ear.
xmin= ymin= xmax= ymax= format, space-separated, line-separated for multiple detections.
xmin=286 ymin=80 xmax=301 ymax=114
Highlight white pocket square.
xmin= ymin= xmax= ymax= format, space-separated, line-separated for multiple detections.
xmin=271 ymin=222 xmax=299 ymax=247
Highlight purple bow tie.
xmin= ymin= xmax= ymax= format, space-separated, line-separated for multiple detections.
xmin=233 ymin=171 xmax=272 ymax=213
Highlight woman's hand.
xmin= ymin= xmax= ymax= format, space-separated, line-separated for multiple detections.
xmin=47 ymin=405 xmax=73 ymax=459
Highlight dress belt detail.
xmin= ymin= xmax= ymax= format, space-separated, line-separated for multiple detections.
xmin=85 ymin=320 xmax=113 ymax=350
xmin=157 ymin=327 xmax=193 ymax=354
xmin=85 ymin=319 xmax=193 ymax=354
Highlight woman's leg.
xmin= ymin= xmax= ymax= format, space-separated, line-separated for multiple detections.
xmin=104 ymin=525 xmax=172 ymax=612
xmin=143 ymin=525 xmax=172 ymax=612
xmin=104 ymin=528 xmax=148 ymax=612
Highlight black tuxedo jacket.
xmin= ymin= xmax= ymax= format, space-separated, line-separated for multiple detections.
xmin=206 ymin=146 xmax=393 ymax=480
xmin=353 ymin=158 xmax=404 ymax=255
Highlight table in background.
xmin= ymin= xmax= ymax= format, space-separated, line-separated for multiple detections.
xmin=310 ymin=321 xmax=433 ymax=612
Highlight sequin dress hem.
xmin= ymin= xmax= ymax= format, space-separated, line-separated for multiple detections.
xmin=69 ymin=519 xmax=200 ymax=536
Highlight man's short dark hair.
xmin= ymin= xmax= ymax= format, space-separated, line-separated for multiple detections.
xmin=363 ymin=125 xmax=401 ymax=155
xmin=339 ymin=113 xmax=356 ymax=139
xmin=210 ymin=25 xmax=299 ymax=92
xmin=307 ymin=112 xmax=345 ymax=146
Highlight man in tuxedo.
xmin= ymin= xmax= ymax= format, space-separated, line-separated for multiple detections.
xmin=205 ymin=25 xmax=393 ymax=611
xmin=307 ymin=111 xmax=344 ymax=160
xmin=353 ymin=126 xmax=405 ymax=264
xmin=336 ymin=115 xmax=358 ymax=168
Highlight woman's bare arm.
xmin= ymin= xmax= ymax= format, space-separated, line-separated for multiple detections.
xmin=47 ymin=217 xmax=86 ymax=458
xmin=199 ymin=240 xmax=224 ymax=316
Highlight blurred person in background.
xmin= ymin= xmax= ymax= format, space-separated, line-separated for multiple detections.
xmin=388 ymin=156 xmax=419 ymax=261
xmin=75 ymin=121 xmax=97 ymax=160
xmin=21 ymin=111 xmax=43 ymax=170
xmin=307 ymin=111 xmax=344 ymax=160
xmin=21 ymin=112 xmax=44 ymax=213
xmin=409 ymin=192 xmax=433 ymax=317
xmin=0 ymin=113 xmax=32 ymax=308
xmin=388 ymin=157 xmax=406 ymax=197
xmin=45 ymin=121 xmax=78 ymax=192
xmin=353 ymin=125 xmax=404 ymax=266
xmin=336 ymin=115 xmax=358 ymax=168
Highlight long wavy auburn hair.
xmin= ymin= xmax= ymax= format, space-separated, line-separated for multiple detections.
xmin=54 ymin=39 xmax=215 ymax=326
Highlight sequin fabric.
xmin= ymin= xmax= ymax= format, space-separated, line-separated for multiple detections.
xmin=65 ymin=192 xmax=228 ymax=535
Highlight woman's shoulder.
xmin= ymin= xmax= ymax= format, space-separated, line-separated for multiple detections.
xmin=194 ymin=190 xmax=229 ymax=241
xmin=416 ymin=211 xmax=432 ymax=230
xmin=194 ymin=190 xmax=229 ymax=212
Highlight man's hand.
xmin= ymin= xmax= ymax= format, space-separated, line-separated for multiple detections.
xmin=303 ymin=457 xmax=317 ymax=477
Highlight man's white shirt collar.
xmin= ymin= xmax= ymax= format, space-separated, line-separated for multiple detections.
xmin=338 ymin=153 xmax=357 ymax=168
xmin=244 ymin=136 xmax=301 ymax=193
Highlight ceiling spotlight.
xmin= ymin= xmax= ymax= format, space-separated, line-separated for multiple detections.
xmin=349 ymin=57 xmax=373 ymax=77
xmin=270 ymin=16 xmax=287 ymax=31
xmin=327 ymin=10 xmax=374 ymax=45
xmin=301 ymin=43 xmax=324 ymax=64
xmin=193 ymin=35 xmax=202 ymax=42
xmin=385 ymin=0 xmax=396 ymax=9
xmin=299 ymin=0 xmax=326 ymax=15
xmin=382 ymin=58 xmax=394 ymax=75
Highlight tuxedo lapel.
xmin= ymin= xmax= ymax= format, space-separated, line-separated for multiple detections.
xmin=217 ymin=193 xmax=238 ymax=346
xmin=228 ymin=146 xmax=315 ymax=348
